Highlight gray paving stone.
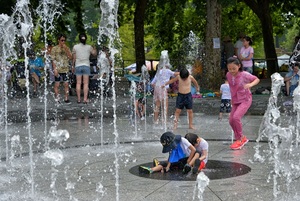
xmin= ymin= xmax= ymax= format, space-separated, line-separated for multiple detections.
xmin=1 ymin=78 xmax=299 ymax=200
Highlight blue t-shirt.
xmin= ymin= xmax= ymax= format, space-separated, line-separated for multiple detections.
xmin=285 ymin=71 xmax=299 ymax=86
xmin=29 ymin=57 xmax=44 ymax=77
xmin=168 ymin=136 xmax=191 ymax=163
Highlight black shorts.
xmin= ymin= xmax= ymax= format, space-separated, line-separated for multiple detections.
xmin=176 ymin=92 xmax=193 ymax=110
xmin=219 ymin=99 xmax=231 ymax=113
xmin=138 ymin=97 xmax=146 ymax=105
xmin=160 ymin=157 xmax=188 ymax=171
xmin=54 ymin=73 xmax=69 ymax=82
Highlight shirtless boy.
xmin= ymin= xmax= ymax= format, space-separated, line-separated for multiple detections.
xmin=163 ymin=68 xmax=200 ymax=130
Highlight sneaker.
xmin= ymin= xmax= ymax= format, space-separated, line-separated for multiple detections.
xmin=192 ymin=159 xmax=201 ymax=174
xmin=182 ymin=164 xmax=191 ymax=174
xmin=139 ymin=166 xmax=153 ymax=174
xmin=141 ymin=116 xmax=145 ymax=121
xmin=55 ymin=99 xmax=61 ymax=105
xmin=153 ymin=158 xmax=159 ymax=167
xmin=241 ymin=136 xmax=249 ymax=145
xmin=64 ymin=99 xmax=71 ymax=104
xmin=230 ymin=140 xmax=244 ymax=150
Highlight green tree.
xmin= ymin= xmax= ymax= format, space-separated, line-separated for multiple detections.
xmin=242 ymin=0 xmax=300 ymax=76
xmin=203 ymin=0 xmax=222 ymax=90
xmin=133 ymin=0 xmax=147 ymax=73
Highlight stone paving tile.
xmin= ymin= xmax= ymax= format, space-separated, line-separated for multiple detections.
xmin=1 ymin=78 xmax=300 ymax=200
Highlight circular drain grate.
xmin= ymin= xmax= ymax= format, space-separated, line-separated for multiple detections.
xmin=129 ymin=160 xmax=251 ymax=181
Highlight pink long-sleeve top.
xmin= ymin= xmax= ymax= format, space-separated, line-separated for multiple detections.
xmin=226 ymin=71 xmax=257 ymax=104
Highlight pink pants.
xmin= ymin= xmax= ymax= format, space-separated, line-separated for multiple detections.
xmin=229 ymin=97 xmax=252 ymax=140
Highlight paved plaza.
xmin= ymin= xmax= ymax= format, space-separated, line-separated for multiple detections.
xmin=1 ymin=78 xmax=300 ymax=201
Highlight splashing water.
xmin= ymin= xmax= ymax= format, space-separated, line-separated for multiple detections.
xmin=48 ymin=126 xmax=70 ymax=145
xmin=153 ymin=50 xmax=172 ymax=131
xmin=141 ymin=65 xmax=150 ymax=132
xmin=193 ymin=172 xmax=210 ymax=200
xmin=0 ymin=13 xmax=17 ymax=168
xmin=36 ymin=0 xmax=62 ymax=151
xmin=129 ymin=80 xmax=138 ymax=136
xmin=255 ymin=72 xmax=300 ymax=200
xmin=98 ymin=0 xmax=121 ymax=200
xmin=12 ymin=0 xmax=35 ymax=196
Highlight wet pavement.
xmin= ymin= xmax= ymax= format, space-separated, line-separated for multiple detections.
xmin=1 ymin=77 xmax=299 ymax=201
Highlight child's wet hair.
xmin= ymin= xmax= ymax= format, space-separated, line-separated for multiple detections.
xmin=227 ymin=57 xmax=243 ymax=71
xmin=184 ymin=133 xmax=198 ymax=146
xmin=180 ymin=68 xmax=189 ymax=79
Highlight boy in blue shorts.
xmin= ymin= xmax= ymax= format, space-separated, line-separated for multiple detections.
xmin=163 ymin=68 xmax=200 ymax=130
xmin=139 ymin=131 xmax=196 ymax=174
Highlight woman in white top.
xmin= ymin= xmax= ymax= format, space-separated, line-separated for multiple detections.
xmin=72 ymin=33 xmax=97 ymax=104
xmin=151 ymin=64 xmax=178 ymax=124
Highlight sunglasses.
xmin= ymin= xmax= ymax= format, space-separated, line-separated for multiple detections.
xmin=60 ymin=39 xmax=66 ymax=42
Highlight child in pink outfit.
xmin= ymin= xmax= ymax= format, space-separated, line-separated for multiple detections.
xmin=226 ymin=57 xmax=260 ymax=150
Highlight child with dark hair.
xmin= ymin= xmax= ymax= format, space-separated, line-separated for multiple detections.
xmin=184 ymin=133 xmax=208 ymax=174
xmin=163 ymin=68 xmax=200 ymax=130
xmin=226 ymin=57 xmax=260 ymax=150
xmin=219 ymin=78 xmax=231 ymax=120
xmin=139 ymin=131 xmax=196 ymax=174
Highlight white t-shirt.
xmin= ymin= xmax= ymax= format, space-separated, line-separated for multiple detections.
xmin=179 ymin=137 xmax=193 ymax=157
xmin=98 ymin=51 xmax=112 ymax=75
xmin=220 ymin=83 xmax=231 ymax=100
xmin=151 ymin=68 xmax=175 ymax=89
xmin=72 ymin=43 xmax=93 ymax=67
xmin=195 ymin=138 xmax=209 ymax=164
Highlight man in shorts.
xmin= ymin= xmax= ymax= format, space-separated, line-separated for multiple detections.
xmin=51 ymin=34 xmax=73 ymax=104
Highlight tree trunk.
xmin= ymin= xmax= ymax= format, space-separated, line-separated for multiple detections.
xmin=134 ymin=0 xmax=147 ymax=73
xmin=203 ymin=0 xmax=222 ymax=91
xmin=243 ymin=0 xmax=278 ymax=77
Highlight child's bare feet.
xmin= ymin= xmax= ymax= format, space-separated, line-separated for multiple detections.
xmin=189 ymin=125 xmax=195 ymax=130
xmin=173 ymin=119 xmax=178 ymax=130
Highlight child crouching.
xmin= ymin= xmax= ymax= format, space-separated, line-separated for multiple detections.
xmin=184 ymin=133 xmax=209 ymax=174
xmin=139 ymin=131 xmax=196 ymax=174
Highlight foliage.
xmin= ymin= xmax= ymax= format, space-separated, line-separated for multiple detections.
xmin=145 ymin=0 xmax=206 ymax=68
xmin=118 ymin=23 xmax=135 ymax=65
xmin=281 ymin=21 xmax=300 ymax=53
xmin=1 ymin=0 xmax=300 ymax=70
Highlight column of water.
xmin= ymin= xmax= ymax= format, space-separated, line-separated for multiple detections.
xmin=0 ymin=14 xmax=17 ymax=166
xmin=129 ymin=80 xmax=138 ymax=137
xmin=255 ymin=73 xmax=300 ymax=199
xmin=98 ymin=0 xmax=120 ymax=200
xmin=155 ymin=50 xmax=170 ymax=131
xmin=141 ymin=65 xmax=149 ymax=132
xmin=36 ymin=0 xmax=62 ymax=150
xmin=13 ymin=0 xmax=35 ymax=195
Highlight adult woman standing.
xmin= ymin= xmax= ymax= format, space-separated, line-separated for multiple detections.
xmin=72 ymin=33 xmax=97 ymax=104
xmin=238 ymin=36 xmax=254 ymax=74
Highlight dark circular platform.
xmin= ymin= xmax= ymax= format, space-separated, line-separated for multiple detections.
xmin=129 ymin=160 xmax=251 ymax=181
